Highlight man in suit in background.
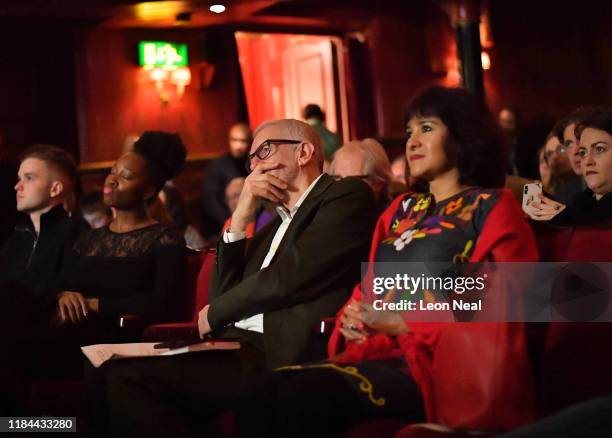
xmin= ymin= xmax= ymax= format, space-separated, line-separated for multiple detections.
xmin=104 ymin=119 xmax=378 ymax=436
xmin=200 ymin=122 xmax=252 ymax=241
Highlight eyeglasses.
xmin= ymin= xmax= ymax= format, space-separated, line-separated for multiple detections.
xmin=544 ymin=144 xmax=568 ymax=164
xmin=246 ymin=139 xmax=302 ymax=172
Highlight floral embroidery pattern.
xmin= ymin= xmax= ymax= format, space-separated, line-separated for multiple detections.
xmin=384 ymin=189 xmax=496 ymax=255
xmin=393 ymin=230 xmax=417 ymax=251
xmin=456 ymin=193 xmax=491 ymax=222
xmin=393 ymin=217 xmax=417 ymax=235
xmin=453 ymin=240 xmax=474 ymax=264
xmin=445 ymin=198 xmax=463 ymax=214
xmin=413 ymin=197 xmax=431 ymax=212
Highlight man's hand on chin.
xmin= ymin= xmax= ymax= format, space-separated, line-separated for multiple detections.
xmin=230 ymin=161 xmax=287 ymax=232
xmin=198 ymin=304 xmax=212 ymax=338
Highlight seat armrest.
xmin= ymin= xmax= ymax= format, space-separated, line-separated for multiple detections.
xmin=394 ymin=423 xmax=493 ymax=438
xmin=142 ymin=322 xmax=199 ymax=342
xmin=118 ymin=314 xmax=145 ymax=329
xmin=116 ymin=314 xmax=149 ymax=341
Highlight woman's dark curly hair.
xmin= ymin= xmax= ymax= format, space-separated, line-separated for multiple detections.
xmin=133 ymin=131 xmax=187 ymax=194
xmin=574 ymin=107 xmax=612 ymax=139
xmin=404 ymin=86 xmax=505 ymax=188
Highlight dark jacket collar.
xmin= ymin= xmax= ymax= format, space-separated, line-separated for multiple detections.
xmin=295 ymin=173 xmax=333 ymax=207
xmin=15 ymin=204 xmax=68 ymax=233
xmin=569 ymin=189 xmax=612 ymax=225
xmin=574 ymin=188 xmax=610 ymax=205
xmin=597 ymin=191 xmax=612 ymax=203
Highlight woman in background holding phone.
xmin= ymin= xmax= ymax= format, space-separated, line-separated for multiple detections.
xmin=526 ymin=109 xmax=612 ymax=225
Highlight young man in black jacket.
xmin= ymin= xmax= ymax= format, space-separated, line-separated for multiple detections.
xmin=0 ymin=144 xmax=88 ymax=334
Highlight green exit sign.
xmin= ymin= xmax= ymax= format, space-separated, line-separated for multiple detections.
xmin=139 ymin=41 xmax=188 ymax=68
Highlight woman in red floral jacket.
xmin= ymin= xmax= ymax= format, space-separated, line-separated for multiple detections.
xmin=238 ymin=86 xmax=539 ymax=437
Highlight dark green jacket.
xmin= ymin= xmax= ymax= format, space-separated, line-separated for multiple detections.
xmin=208 ymin=174 xmax=377 ymax=369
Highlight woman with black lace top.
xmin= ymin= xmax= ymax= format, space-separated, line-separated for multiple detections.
xmin=55 ymin=131 xmax=187 ymax=341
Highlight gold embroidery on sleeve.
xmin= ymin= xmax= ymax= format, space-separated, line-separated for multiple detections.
xmin=276 ymin=363 xmax=386 ymax=407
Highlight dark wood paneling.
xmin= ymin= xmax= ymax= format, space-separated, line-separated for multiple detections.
xmin=485 ymin=0 xmax=612 ymax=136
xmin=364 ymin=7 xmax=459 ymax=138
xmin=77 ymin=27 xmax=248 ymax=163
xmin=0 ymin=22 xmax=78 ymax=164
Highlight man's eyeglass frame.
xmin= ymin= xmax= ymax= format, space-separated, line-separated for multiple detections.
xmin=246 ymin=139 xmax=302 ymax=172
xmin=544 ymin=144 xmax=568 ymax=165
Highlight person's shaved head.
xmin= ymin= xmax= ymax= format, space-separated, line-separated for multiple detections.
xmin=253 ymin=119 xmax=324 ymax=170
xmin=228 ymin=123 xmax=252 ymax=159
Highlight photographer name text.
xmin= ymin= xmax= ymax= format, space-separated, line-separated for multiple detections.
xmin=372 ymin=299 xmax=481 ymax=311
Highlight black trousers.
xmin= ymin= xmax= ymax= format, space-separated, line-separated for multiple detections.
xmin=0 ymin=285 xmax=85 ymax=416
xmin=98 ymin=330 xmax=266 ymax=438
xmin=236 ymin=359 xmax=426 ymax=438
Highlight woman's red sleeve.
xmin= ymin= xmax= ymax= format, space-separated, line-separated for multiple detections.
xmin=327 ymin=194 xmax=409 ymax=358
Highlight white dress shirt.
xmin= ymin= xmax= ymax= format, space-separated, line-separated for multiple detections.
xmin=222 ymin=174 xmax=324 ymax=333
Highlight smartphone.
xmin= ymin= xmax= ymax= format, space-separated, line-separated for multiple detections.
xmin=522 ymin=182 xmax=543 ymax=215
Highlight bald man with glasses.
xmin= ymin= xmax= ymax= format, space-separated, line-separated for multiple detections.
xmin=102 ymin=119 xmax=378 ymax=436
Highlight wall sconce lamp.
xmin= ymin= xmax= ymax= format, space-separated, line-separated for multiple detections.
xmin=481 ymin=51 xmax=491 ymax=71
xmin=169 ymin=66 xmax=191 ymax=96
xmin=149 ymin=67 xmax=168 ymax=92
xmin=148 ymin=66 xmax=191 ymax=104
